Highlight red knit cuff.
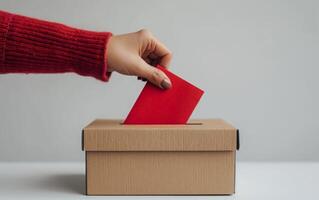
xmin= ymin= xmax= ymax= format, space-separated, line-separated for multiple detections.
xmin=0 ymin=11 xmax=13 ymax=71
xmin=72 ymin=30 xmax=113 ymax=82
xmin=1 ymin=10 xmax=112 ymax=82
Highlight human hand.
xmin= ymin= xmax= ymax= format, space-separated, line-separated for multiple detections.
xmin=107 ymin=29 xmax=172 ymax=89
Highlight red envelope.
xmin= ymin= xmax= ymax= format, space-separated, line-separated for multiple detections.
xmin=124 ymin=65 xmax=204 ymax=124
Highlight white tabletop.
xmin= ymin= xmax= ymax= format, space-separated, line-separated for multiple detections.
xmin=0 ymin=162 xmax=318 ymax=199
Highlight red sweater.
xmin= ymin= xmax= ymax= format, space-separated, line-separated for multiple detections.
xmin=0 ymin=10 xmax=112 ymax=81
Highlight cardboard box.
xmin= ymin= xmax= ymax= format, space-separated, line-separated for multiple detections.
xmin=82 ymin=119 xmax=239 ymax=195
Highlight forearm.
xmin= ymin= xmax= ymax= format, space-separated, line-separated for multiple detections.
xmin=0 ymin=10 xmax=112 ymax=81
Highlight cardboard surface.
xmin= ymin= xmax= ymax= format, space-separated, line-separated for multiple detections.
xmin=83 ymin=119 xmax=237 ymax=151
xmin=86 ymin=151 xmax=235 ymax=195
xmin=83 ymin=119 xmax=238 ymax=195
xmin=124 ymin=66 xmax=204 ymax=124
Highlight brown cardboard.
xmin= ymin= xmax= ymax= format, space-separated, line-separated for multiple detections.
xmin=82 ymin=119 xmax=238 ymax=195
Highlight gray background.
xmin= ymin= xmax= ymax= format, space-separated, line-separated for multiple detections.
xmin=0 ymin=0 xmax=318 ymax=161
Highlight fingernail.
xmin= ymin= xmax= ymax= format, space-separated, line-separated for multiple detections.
xmin=160 ymin=79 xmax=172 ymax=89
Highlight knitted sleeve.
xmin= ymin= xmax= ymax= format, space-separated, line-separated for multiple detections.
xmin=0 ymin=10 xmax=112 ymax=81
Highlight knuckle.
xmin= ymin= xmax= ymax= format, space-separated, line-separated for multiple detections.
xmin=138 ymin=28 xmax=152 ymax=38
xmin=134 ymin=66 xmax=145 ymax=76
xmin=167 ymin=51 xmax=173 ymax=58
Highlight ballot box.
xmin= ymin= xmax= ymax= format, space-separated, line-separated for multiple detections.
xmin=82 ymin=119 xmax=239 ymax=195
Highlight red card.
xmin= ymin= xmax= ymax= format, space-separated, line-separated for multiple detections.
xmin=124 ymin=65 xmax=204 ymax=124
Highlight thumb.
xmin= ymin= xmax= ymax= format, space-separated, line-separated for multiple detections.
xmin=137 ymin=59 xmax=172 ymax=89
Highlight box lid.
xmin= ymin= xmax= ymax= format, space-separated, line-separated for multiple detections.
xmin=82 ymin=119 xmax=238 ymax=152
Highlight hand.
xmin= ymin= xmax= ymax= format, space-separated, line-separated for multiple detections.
xmin=107 ymin=29 xmax=172 ymax=89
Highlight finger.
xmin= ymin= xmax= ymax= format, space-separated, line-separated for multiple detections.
xmin=149 ymin=53 xmax=159 ymax=60
xmin=152 ymin=38 xmax=173 ymax=68
xmin=150 ymin=59 xmax=159 ymax=67
xmin=142 ymin=50 xmax=152 ymax=61
xmin=136 ymin=58 xmax=172 ymax=89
